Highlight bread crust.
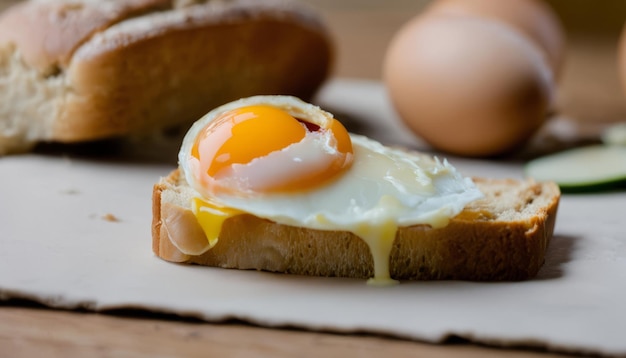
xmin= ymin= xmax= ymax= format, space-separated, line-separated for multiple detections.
xmin=0 ymin=0 xmax=171 ymax=74
xmin=0 ymin=0 xmax=332 ymax=152
xmin=58 ymin=3 xmax=332 ymax=141
xmin=152 ymin=169 xmax=560 ymax=281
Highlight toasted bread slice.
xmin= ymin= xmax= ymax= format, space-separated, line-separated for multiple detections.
xmin=152 ymin=169 xmax=560 ymax=281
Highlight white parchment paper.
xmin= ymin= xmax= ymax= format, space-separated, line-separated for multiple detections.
xmin=1 ymin=79 xmax=625 ymax=356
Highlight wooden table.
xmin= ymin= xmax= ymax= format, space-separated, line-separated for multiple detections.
xmin=1 ymin=1 xmax=625 ymax=357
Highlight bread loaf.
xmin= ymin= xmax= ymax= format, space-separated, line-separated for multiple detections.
xmin=152 ymin=168 xmax=560 ymax=281
xmin=0 ymin=0 xmax=333 ymax=154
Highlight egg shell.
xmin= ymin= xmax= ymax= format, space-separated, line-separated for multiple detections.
xmin=383 ymin=13 xmax=553 ymax=157
xmin=426 ymin=0 xmax=566 ymax=77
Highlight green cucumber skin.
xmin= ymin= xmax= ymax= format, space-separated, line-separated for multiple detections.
xmin=522 ymin=168 xmax=626 ymax=193
xmin=556 ymin=179 xmax=626 ymax=193
xmin=524 ymin=145 xmax=626 ymax=193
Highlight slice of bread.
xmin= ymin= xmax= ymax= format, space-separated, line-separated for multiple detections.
xmin=152 ymin=169 xmax=560 ymax=281
xmin=0 ymin=0 xmax=332 ymax=154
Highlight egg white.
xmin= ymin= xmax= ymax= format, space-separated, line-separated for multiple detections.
xmin=188 ymin=134 xmax=483 ymax=231
xmin=179 ymin=95 xmax=482 ymax=232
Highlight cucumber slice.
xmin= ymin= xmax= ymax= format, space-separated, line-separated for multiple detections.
xmin=525 ymin=145 xmax=626 ymax=192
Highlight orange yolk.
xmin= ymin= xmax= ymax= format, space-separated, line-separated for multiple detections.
xmin=191 ymin=105 xmax=353 ymax=193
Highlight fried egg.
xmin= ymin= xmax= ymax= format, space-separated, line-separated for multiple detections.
xmin=178 ymin=96 xmax=483 ymax=285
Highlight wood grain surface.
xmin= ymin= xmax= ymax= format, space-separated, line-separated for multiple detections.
xmin=1 ymin=0 xmax=624 ymax=357
xmin=1 ymin=306 xmax=577 ymax=358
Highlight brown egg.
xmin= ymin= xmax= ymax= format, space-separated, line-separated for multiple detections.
xmin=383 ymin=14 xmax=553 ymax=157
xmin=426 ymin=0 xmax=566 ymax=77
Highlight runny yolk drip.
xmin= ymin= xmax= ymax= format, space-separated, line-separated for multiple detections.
xmin=191 ymin=105 xmax=353 ymax=193
xmin=354 ymin=221 xmax=400 ymax=286
xmin=192 ymin=197 xmax=241 ymax=248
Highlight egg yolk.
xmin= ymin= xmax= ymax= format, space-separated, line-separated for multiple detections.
xmin=191 ymin=105 xmax=353 ymax=193
xmin=188 ymin=104 xmax=356 ymax=280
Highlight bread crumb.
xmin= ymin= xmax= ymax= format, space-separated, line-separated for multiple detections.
xmin=102 ymin=213 xmax=120 ymax=222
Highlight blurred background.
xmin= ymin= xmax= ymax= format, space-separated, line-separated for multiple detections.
xmin=0 ymin=0 xmax=624 ymax=124
xmin=299 ymin=0 xmax=626 ymax=125
xmin=302 ymin=0 xmax=626 ymax=77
